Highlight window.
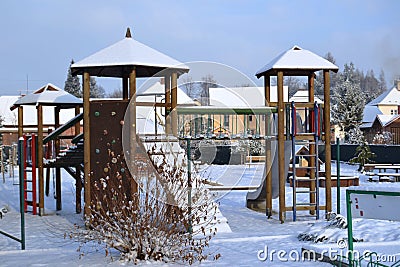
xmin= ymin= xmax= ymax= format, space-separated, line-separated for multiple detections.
xmin=391 ymin=109 xmax=398 ymax=115
xmin=224 ymin=115 xmax=229 ymax=127
xmin=249 ymin=115 xmax=253 ymax=122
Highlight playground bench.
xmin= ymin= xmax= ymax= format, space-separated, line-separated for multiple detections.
xmin=364 ymin=164 xmax=400 ymax=173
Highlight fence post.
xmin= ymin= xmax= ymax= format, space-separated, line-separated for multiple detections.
xmin=18 ymin=137 xmax=26 ymax=250
xmin=346 ymin=190 xmax=353 ymax=266
xmin=337 ymin=137 xmax=341 ymax=214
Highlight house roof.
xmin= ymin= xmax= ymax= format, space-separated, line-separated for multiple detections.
xmin=71 ymin=28 xmax=189 ymax=78
xmin=289 ymin=89 xmax=323 ymax=103
xmin=376 ymin=114 xmax=400 ymax=127
xmin=367 ymin=86 xmax=400 ymax=106
xmin=209 ymin=86 xmax=288 ymax=107
xmin=256 ymin=45 xmax=339 ymax=77
xmin=137 ymin=81 xmax=196 ymax=105
xmin=362 ymin=105 xmax=383 ymax=124
xmin=12 ymin=83 xmax=82 ymax=108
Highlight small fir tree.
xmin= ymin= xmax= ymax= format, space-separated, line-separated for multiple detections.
xmin=89 ymin=77 xmax=105 ymax=98
xmin=349 ymin=140 xmax=376 ymax=172
xmin=64 ymin=60 xmax=82 ymax=97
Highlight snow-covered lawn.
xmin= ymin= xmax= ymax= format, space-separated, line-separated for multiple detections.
xmin=0 ymin=162 xmax=399 ymax=266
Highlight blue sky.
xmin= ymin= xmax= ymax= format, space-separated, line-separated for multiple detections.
xmin=0 ymin=0 xmax=399 ymax=95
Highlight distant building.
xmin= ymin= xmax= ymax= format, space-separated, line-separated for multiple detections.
xmin=208 ymin=86 xmax=288 ymax=137
xmin=361 ymin=80 xmax=400 ymax=144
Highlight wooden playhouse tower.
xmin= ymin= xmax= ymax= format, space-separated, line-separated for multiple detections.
xmin=11 ymin=83 xmax=82 ymax=215
xmin=255 ymin=45 xmax=338 ymax=222
xmin=71 ymin=28 xmax=189 ymax=216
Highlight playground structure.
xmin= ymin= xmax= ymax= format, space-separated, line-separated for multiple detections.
xmin=11 ymin=84 xmax=82 ymax=215
xmin=254 ymin=45 xmax=338 ymax=222
xmin=7 ymin=29 xmax=341 ymax=224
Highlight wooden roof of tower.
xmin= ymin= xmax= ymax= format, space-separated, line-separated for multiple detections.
xmin=255 ymin=45 xmax=339 ymax=77
xmin=71 ymin=28 xmax=189 ymax=78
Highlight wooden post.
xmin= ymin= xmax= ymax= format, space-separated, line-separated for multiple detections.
xmin=122 ymin=77 xmax=128 ymax=100
xmin=171 ymin=72 xmax=178 ymax=136
xmin=54 ymin=107 xmax=61 ymax=211
xmin=18 ymin=106 xmax=23 ymax=138
xmin=165 ymin=75 xmax=171 ymax=135
xmin=129 ymin=68 xmax=138 ymax=194
xmin=75 ymin=105 xmax=82 ymax=214
xmin=264 ymin=75 xmax=273 ymax=218
xmin=83 ymin=72 xmax=91 ymax=217
xmin=308 ymin=74 xmax=316 ymax=215
xmin=324 ymin=70 xmax=332 ymax=213
xmin=277 ymin=71 xmax=285 ymax=223
xmin=37 ymin=105 xmax=44 ymax=215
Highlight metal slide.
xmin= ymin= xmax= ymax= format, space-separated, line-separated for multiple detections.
xmin=246 ymin=140 xmax=291 ymax=211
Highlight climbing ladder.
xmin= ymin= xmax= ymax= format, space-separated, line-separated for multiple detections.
xmin=23 ymin=134 xmax=38 ymax=215
xmin=291 ymin=101 xmax=322 ymax=221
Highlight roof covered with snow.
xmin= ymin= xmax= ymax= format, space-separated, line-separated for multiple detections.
xmin=256 ymin=45 xmax=339 ymax=77
xmin=12 ymin=83 xmax=82 ymax=108
xmin=289 ymin=89 xmax=323 ymax=103
xmin=376 ymin=114 xmax=400 ymax=127
xmin=367 ymin=86 xmax=400 ymax=106
xmin=137 ymin=81 xmax=195 ymax=105
xmin=71 ymin=28 xmax=189 ymax=78
xmin=209 ymin=86 xmax=288 ymax=107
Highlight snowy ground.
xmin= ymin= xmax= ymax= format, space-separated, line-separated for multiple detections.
xmin=1 ymin=162 xmax=400 ymax=266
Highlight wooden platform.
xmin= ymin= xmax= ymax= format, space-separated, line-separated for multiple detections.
xmin=289 ymin=175 xmax=359 ymax=188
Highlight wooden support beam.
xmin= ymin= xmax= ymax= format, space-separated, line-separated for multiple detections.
xmin=277 ymin=71 xmax=286 ymax=223
xmin=83 ymin=72 xmax=91 ymax=217
xmin=129 ymin=68 xmax=136 ymax=100
xmin=264 ymin=75 xmax=273 ymax=218
xmin=171 ymin=72 xmax=178 ymax=136
xmin=122 ymin=77 xmax=128 ymax=100
xmin=308 ymin=74 xmax=316 ymax=215
xmin=74 ymin=105 xmax=81 ymax=213
xmin=324 ymin=70 xmax=332 ymax=214
xmin=18 ymin=106 xmax=23 ymax=138
xmin=37 ymin=105 xmax=44 ymax=215
xmin=76 ymin=165 xmax=82 ymax=214
xmin=129 ymin=68 xmax=138 ymax=195
xmin=54 ymin=107 xmax=61 ymax=211
xmin=164 ymin=75 xmax=171 ymax=134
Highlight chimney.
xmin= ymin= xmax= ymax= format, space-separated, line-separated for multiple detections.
xmin=394 ymin=78 xmax=400 ymax=91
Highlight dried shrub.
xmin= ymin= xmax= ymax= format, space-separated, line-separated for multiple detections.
xmin=71 ymin=143 xmax=220 ymax=264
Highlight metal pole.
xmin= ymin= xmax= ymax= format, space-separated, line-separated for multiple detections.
xmin=337 ymin=137 xmax=341 ymax=214
xmin=1 ymin=146 xmax=4 ymax=183
xmin=186 ymin=138 xmax=192 ymax=234
xmin=18 ymin=137 xmax=26 ymax=250
xmin=346 ymin=190 xmax=353 ymax=266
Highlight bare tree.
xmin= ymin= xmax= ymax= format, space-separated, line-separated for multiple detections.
xmin=107 ymin=88 xmax=123 ymax=98
xmin=200 ymin=75 xmax=217 ymax=106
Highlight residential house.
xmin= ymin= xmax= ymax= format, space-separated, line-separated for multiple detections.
xmin=361 ymin=80 xmax=400 ymax=144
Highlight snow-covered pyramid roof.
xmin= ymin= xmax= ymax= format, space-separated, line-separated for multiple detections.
xmin=71 ymin=28 xmax=189 ymax=78
xmin=12 ymin=83 xmax=82 ymax=107
xmin=256 ymin=45 xmax=339 ymax=77
xmin=367 ymin=86 xmax=400 ymax=106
